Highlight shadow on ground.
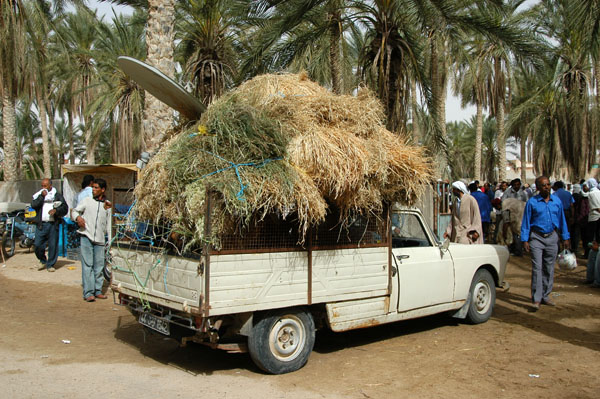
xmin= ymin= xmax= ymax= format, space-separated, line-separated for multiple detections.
xmin=112 ymin=311 xmax=463 ymax=375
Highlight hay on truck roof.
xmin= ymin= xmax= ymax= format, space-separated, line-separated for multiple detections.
xmin=134 ymin=72 xmax=432 ymax=250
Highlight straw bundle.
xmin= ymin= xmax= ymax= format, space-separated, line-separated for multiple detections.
xmin=134 ymin=72 xmax=432 ymax=248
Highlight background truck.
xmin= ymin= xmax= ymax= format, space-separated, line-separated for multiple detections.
xmin=110 ymin=203 xmax=509 ymax=374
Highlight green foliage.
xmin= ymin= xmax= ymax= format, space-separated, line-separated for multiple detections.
xmin=3 ymin=0 xmax=600 ymax=183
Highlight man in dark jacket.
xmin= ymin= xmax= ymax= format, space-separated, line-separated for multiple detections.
xmin=31 ymin=179 xmax=68 ymax=272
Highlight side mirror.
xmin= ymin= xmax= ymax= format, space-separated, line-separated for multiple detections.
xmin=439 ymin=237 xmax=450 ymax=253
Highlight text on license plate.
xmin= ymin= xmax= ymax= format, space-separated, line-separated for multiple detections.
xmin=139 ymin=312 xmax=170 ymax=335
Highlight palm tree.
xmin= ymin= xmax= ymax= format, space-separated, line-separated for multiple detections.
xmin=446 ymin=120 xmax=475 ymax=179
xmin=241 ymin=0 xmax=356 ymax=95
xmin=479 ymin=115 xmax=500 ymax=182
xmin=453 ymin=36 xmax=493 ymax=181
xmin=175 ymin=0 xmax=240 ymax=106
xmin=24 ymin=0 xmax=56 ymax=178
xmin=53 ymin=6 xmax=99 ymax=164
xmin=88 ymin=11 xmax=146 ymax=163
xmin=1 ymin=0 xmax=28 ymax=181
xmin=508 ymin=0 xmax=598 ymax=180
xmin=14 ymin=101 xmax=43 ymax=180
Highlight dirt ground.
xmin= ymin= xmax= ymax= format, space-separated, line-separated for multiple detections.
xmin=0 ymin=248 xmax=598 ymax=399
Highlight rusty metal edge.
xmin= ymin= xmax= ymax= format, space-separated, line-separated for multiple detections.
xmin=308 ymin=227 xmax=313 ymax=305
xmin=202 ymin=191 xmax=212 ymax=318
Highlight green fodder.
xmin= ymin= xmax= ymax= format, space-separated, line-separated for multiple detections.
xmin=134 ymin=72 xmax=432 ymax=249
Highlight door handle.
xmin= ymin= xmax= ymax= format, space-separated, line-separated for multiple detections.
xmin=396 ymin=254 xmax=410 ymax=261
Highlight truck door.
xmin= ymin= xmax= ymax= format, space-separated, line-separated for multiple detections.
xmin=391 ymin=211 xmax=454 ymax=312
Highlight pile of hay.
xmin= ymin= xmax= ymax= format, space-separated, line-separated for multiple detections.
xmin=134 ymin=72 xmax=432 ymax=248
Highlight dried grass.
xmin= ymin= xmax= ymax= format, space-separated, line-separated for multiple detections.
xmin=134 ymin=72 xmax=432 ymax=248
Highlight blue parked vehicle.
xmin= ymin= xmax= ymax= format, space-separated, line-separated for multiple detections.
xmin=1 ymin=207 xmax=36 ymax=259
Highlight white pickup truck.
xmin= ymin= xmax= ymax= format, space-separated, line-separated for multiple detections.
xmin=110 ymin=205 xmax=508 ymax=374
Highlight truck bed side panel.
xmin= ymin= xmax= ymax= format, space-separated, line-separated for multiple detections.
xmin=311 ymin=247 xmax=388 ymax=301
xmin=207 ymin=247 xmax=389 ymax=316
xmin=112 ymin=247 xmax=202 ymax=307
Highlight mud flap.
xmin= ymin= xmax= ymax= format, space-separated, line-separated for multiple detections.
xmin=452 ymin=292 xmax=471 ymax=319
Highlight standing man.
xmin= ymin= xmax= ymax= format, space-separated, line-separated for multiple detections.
xmin=444 ymin=181 xmax=483 ymax=244
xmin=31 ymin=179 xmax=69 ymax=272
xmin=71 ymin=178 xmax=112 ymax=302
xmin=469 ymin=182 xmax=492 ymax=242
xmin=495 ymin=181 xmax=508 ymax=200
xmin=552 ymin=181 xmax=575 ymax=230
xmin=484 ymin=182 xmax=495 ymax=203
xmin=502 ymin=178 xmax=529 ymax=202
xmin=76 ymin=174 xmax=95 ymax=207
xmin=501 ymin=198 xmax=526 ymax=256
xmin=521 ymin=176 xmax=570 ymax=311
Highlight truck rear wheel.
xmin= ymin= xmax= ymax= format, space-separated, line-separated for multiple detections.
xmin=466 ymin=269 xmax=496 ymax=324
xmin=248 ymin=307 xmax=315 ymax=374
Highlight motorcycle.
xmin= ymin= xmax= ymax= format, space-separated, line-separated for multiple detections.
xmin=1 ymin=208 xmax=36 ymax=259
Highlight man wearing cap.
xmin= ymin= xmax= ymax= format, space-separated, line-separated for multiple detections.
xmin=521 ymin=176 xmax=570 ymax=311
xmin=444 ymin=181 xmax=483 ymax=244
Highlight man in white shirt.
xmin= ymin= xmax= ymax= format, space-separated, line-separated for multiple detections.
xmin=495 ymin=181 xmax=508 ymax=200
xmin=586 ymin=178 xmax=600 ymax=244
xmin=31 ymin=179 xmax=69 ymax=272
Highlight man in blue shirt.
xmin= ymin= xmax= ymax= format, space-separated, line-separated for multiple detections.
xmin=469 ymin=182 xmax=492 ymax=242
xmin=552 ymin=180 xmax=574 ymax=228
xmin=521 ymin=176 xmax=570 ymax=311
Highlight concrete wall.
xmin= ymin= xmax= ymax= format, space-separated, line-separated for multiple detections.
xmin=0 ymin=180 xmax=62 ymax=203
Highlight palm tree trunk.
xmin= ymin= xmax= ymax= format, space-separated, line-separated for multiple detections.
xmin=48 ymin=101 xmax=60 ymax=176
xmin=2 ymin=92 xmax=19 ymax=181
xmin=593 ymin=60 xmax=600 ymax=172
xmin=36 ymin=91 xmax=52 ymax=178
xmin=520 ymin=132 xmax=527 ymax=183
xmin=143 ymin=0 xmax=176 ymax=154
xmin=85 ymin=115 xmax=96 ymax=164
xmin=328 ymin=10 xmax=342 ymax=94
xmin=474 ymin=100 xmax=483 ymax=181
xmin=496 ymin=100 xmax=507 ymax=182
xmin=68 ymin=108 xmax=75 ymax=164
xmin=430 ymin=36 xmax=448 ymax=176
xmin=410 ymin=79 xmax=420 ymax=144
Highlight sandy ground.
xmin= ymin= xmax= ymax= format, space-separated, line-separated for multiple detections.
xmin=0 ymin=248 xmax=599 ymax=398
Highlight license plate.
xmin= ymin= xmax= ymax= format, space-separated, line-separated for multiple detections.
xmin=139 ymin=312 xmax=170 ymax=335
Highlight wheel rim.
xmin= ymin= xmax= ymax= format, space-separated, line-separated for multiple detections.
xmin=473 ymin=279 xmax=492 ymax=314
xmin=268 ymin=315 xmax=306 ymax=362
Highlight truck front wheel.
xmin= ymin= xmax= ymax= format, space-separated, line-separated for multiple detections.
xmin=248 ymin=307 xmax=315 ymax=374
xmin=466 ymin=268 xmax=496 ymax=324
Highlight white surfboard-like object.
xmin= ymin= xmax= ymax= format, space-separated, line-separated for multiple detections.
xmin=117 ymin=56 xmax=205 ymax=120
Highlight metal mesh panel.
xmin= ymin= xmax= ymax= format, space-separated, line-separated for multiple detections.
xmin=216 ymin=214 xmax=302 ymax=253
xmin=215 ymin=209 xmax=388 ymax=253
xmin=312 ymin=213 xmax=388 ymax=249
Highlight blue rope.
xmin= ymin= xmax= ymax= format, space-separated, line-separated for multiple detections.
xmin=163 ymin=256 xmax=170 ymax=295
xmin=196 ymin=149 xmax=282 ymax=201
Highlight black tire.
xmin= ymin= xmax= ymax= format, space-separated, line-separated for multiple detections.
xmin=102 ymin=264 xmax=112 ymax=281
xmin=466 ymin=269 xmax=496 ymax=324
xmin=103 ymin=247 xmax=112 ymax=281
xmin=248 ymin=307 xmax=315 ymax=374
xmin=2 ymin=231 xmax=15 ymax=258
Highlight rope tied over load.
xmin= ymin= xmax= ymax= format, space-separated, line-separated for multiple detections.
xmin=195 ymin=149 xmax=283 ymax=201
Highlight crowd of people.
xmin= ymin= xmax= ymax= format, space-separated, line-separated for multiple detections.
xmin=31 ymin=175 xmax=112 ymax=303
xmin=445 ymin=176 xmax=600 ymax=311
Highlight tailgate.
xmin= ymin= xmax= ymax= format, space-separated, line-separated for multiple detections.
xmin=111 ymin=245 xmax=203 ymax=311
